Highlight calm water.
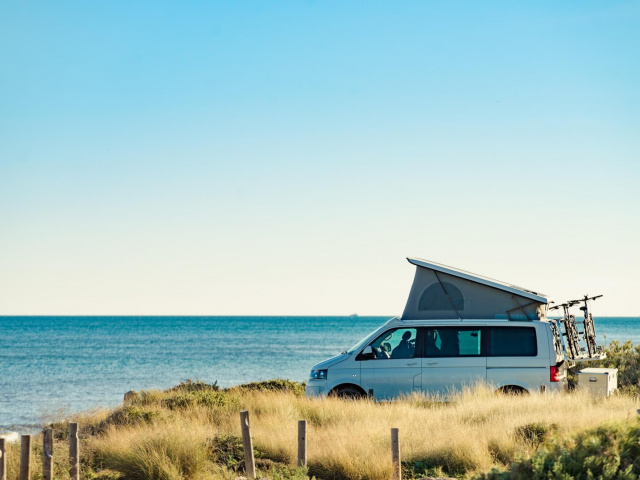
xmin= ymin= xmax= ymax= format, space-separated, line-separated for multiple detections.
xmin=0 ymin=316 xmax=638 ymax=431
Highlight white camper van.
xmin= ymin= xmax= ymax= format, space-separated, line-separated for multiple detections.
xmin=306 ymin=258 xmax=603 ymax=400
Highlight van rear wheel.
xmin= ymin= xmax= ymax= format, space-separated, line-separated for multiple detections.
xmin=497 ymin=386 xmax=529 ymax=395
xmin=331 ymin=385 xmax=365 ymax=400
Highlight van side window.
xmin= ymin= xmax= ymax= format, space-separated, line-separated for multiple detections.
xmin=369 ymin=328 xmax=417 ymax=360
xmin=489 ymin=327 xmax=537 ymax=356
xmin=426 ymin=328 xmax=481 ymax=357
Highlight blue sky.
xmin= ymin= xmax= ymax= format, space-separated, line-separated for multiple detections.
xmin=1 ymin=1 xmax=638 ymax=315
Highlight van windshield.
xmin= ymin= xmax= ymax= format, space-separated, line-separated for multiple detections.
xmin=346 ymin=326 xmax=387 ymax=354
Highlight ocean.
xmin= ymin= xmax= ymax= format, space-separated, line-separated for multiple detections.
xmin=1 ymin=315 xmax=638 ymax=432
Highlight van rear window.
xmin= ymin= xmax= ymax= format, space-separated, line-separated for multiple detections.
xmin=489 ymin=327 xmax=537 ymax=356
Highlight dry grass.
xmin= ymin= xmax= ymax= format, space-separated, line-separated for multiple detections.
xmin=2 ymin=384 xmax=639 ymax=480
xmin=237 ymin=386 xmax=640 ymax=479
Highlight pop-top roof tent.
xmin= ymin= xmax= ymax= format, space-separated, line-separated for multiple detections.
xmin=402 ymin=258 xmax=550 ymax=321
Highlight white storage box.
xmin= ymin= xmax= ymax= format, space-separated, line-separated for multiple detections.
xmin=578 ymin=367 xmax=618 ymax=397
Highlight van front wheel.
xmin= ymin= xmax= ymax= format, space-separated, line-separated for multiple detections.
xmin=331 ymin=385 xmax=365 ymax=400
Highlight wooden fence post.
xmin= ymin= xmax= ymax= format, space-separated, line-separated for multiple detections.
xmin=297 ymin=420 xmax=307 ymax=467
xmin=391 ymin=428 xmax=401 ymax=480
xmin=20 ymin=435 xmax=31 ymax=480
xmin=69 ymin=423 xmax=80 ymax=480
xmin=239 ymin=411 xmax=256 ymax=478
xmin=43 ymin=429 xmax=53 ymax=480
xmin=0 ymin=438 xmax=6 ymax=480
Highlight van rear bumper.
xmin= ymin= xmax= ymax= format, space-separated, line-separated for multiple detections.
xmin=545 ymin=379 xmax=568 ymax=392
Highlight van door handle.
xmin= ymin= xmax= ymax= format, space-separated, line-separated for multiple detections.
xmin=406 ymin=362 xmax=417 ymax=366
xmin=426 ymin=362 xmax=438 ymax=366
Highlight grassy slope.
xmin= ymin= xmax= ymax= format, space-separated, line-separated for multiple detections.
xmin=2 ymin=379 xmax=640 ymax=480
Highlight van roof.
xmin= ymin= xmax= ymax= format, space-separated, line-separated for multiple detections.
xmin=407 ymin=258 xmax=549 ymax=305
xmin=388 ymin=317 xmax=550 ymax=327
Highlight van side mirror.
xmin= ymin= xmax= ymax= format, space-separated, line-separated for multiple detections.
xmin=358 ymin=345 xmax=375 ymax=360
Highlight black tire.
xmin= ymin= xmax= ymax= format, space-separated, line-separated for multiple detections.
xmin=496 ymin=385 xmax=529 ymax=396
xmin=331 ymin=385 xmax=365 ymax=400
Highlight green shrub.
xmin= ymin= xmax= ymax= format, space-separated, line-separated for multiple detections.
xmin=45 ymin=420 xmax=70 ymax=440
xmin=124 ymin=406 xmax=162 ymax=424
xmin=162 ymin=390 xmax=231 ymax=410
xmin=167 ymin=379 xmax=219 ymax=393
xmin=229 ymin=379 xmax=306 ymax=396
xmin=207 ymin=434 xmax=289 ymax=474
xmin=476 ymin=421 xmax=640 ymax=480
xmin=92 ymin=406 xmax=162 ymax=433
xmin=258 ymin=464 xmax=309 ymax=480
xmin=208 ymin=434 xmax=245 ymax=470
xmin=514 ymin=422 xmax=557 ymax=448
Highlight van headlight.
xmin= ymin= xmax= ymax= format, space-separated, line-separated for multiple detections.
xmin=310 ymin=369 xmax=327 ymax=380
